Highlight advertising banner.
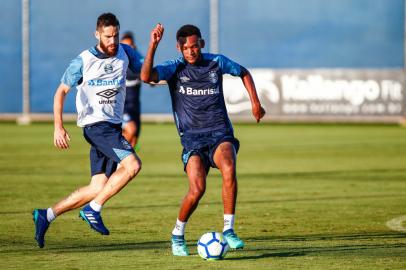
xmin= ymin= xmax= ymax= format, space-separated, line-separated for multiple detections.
xmin=224 ymin=69 xmax=405 ymax=121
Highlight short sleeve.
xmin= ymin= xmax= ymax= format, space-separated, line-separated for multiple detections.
xmin=216 ymin=54 xmax=242 ymax=76
xmin=155 ymin=58 xmax=182 ymax=81
xmin=61 ymin=56 xmax=83 ymax=87
xmin=122 ymin=44 xmax=144 ymax=73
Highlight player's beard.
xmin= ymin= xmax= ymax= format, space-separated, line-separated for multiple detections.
xmin=100 ymin=41 xmax=118 ymax=57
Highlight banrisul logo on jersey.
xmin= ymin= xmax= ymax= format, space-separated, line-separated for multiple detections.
xmin=96 ymin=89 xmax=118 ymax=104
xmin=178 ymin=86 xmax=219 ymax=96
xmin=87 ymin=78 xmax=124 ymax=86
xmin=104 ymin=64 xmax=114 ymax=74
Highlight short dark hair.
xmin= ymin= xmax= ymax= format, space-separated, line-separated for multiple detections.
xmin=121 ymin=31 xmax=134 ymax=41
xmin=96 ymin=13 xmax=120 ymax=30
xmin=176 ymin=24 xmax=201 ymax=42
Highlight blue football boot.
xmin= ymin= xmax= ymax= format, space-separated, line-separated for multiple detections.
xmin=171 ymin=235 xmax=189 ymax=256
xmin=32 ymin=209 xmax=50 ymax=248
xmin=79 ymin=204 xmax=110 ymax=235
xmin=223 ymin=229 xmax=245 ymax=249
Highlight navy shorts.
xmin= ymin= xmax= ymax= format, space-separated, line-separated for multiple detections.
xmin=83 ymin=121 xmax=135 ymax=177
xmin=181 ymin=130 xmax=240 ymax=173
xmin=122 ymin=105 xmax=141 ymax=137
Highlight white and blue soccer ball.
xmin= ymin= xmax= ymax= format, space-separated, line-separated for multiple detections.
xmin=197 ymin=232 xmax=229 ymax=260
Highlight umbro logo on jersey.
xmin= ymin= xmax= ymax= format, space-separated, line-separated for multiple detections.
xmin=180 ymin=76 xmax=190 ymax=83
xmin=104 ymin=64 xmax=114 ymax=74
xmin=96 ymin=89 xmax=119 ymax=99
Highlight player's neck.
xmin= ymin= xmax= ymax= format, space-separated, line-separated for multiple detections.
xmin=95 ymin=44 xmax=117 ymax=58
xmin=185 ymin=55 xmax=203 ymax=66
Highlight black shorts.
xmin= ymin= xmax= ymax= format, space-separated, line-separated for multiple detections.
xmin=181 ymin=130 xmax=240 ymax=174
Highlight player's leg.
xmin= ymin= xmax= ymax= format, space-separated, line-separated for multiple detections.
xmin=178 ymin=155 xmax=207 ymax=222
xmin=32 ymin=174 xmax=108 ymax=248
xmin=92 ymin=153 xmax=141 ymax=205
xmin=172 ymin=154 xmax=207 ymax=256
xmin=122 ymin=107 xmax=141 ymax=149
xmin=133 ymin=111 xmax=141 ymax=150
xmin=122 ymin=120 xmax=137 ymax=147
xmin=52 ymin=174 xmax=108 ymax=215
xmin=213 ymin=141 xmax=244 ymax=249
xmin=79 ymin=122 xmax=141 ymax=235
xmin=79 ymin=153 xmax=141 ymax=235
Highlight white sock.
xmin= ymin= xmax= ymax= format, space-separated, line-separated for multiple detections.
xmin=172 ymin=219 xmax=187 ymax=236
xmin=223 ymin=214 xmax=235 ymax=232
xmin=89 ymin=200 xmax=102 ymax=212
xmin=46 ymin=208 xmax=56 ymax=223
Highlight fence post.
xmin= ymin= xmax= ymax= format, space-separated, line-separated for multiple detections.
xmin=17 ymin=0 xmax=31 ymax=125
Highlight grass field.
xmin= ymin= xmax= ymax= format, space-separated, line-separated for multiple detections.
xmin=0 ymin=122 xmax=406 ymax=269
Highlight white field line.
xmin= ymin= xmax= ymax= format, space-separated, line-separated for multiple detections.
xmin=386 ymin=215 xmax=406 ymax=232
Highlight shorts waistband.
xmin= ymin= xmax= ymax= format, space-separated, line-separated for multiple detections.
xmin=84 ymin=121 xmax=122 ymax=128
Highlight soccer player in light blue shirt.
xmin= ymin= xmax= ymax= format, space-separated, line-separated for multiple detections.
xmin=32 ymin=13 xmax=143 ymax=248
xmin=141 ymin=23 xmax=266 ymax=256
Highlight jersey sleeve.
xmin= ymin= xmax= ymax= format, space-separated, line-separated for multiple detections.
xmin=60 ymin=56 xmax=83 ymax=87
xmin=122 ymin=44 xmax=144 ymax=73
xmin=155 ymin=58 xmax=182 ymax=81
xmin=216 ymin=54 xmax=242 ymax=76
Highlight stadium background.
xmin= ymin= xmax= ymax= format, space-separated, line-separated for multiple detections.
xmin=0 ymin=0 xmax=404 ymax=122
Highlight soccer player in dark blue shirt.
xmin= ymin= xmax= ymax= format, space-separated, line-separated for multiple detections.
xmin=121 ymin=31 xmax=144 ymax=149
xmin=141 ymin=23 xmax=265 ymax=256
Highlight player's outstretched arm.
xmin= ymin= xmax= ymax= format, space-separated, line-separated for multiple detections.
xmin=140 ymin=23 xmax=164 ymax=83
xmin=240 ymin=67 xmax=266 ymax=123
xmin=53 ymin=83 xmax=71 ymax=149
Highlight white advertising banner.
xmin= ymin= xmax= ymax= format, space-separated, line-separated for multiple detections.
xmin=224 ymin=69 xmax=405 ymax=121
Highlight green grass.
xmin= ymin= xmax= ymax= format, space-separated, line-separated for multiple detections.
xmin=0 ymin=122 xmax=406 ymax=269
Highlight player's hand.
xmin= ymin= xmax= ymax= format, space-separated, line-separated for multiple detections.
xmin=150 ymin=23 xmax=164 ymax=46
xmin=253 ymin=105 xmax=266 ymax=123
xmin=54 ymin=126 xmax=71 ymax=149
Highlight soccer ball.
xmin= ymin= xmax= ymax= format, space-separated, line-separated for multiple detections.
xmin=197 ymin=232 xmax=229 ymax=260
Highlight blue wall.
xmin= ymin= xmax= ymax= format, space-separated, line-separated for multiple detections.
xmin=0 ymin=0 xmax=22 ymax=113
xmin=220 ymin=0 xmax=404 ymax=68
xmin=0 ymin=0 xmax=403 ymax=113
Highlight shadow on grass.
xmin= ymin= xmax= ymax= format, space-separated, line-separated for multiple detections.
xmin=0 ymin=239 xmax=170 ymax=254
xmin=226 ymin=242 xmax=406 ymax=260
xmin=226 ymin=231 xmax=406 ymax=260
xmin=248 ymin=231 xmax=406 ymax=242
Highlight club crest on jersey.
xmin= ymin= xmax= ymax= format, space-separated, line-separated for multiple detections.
xmin=180 ymin=76 xmax=190 ymax=83
xmin=104 ymin=64 xmax=114 ymax=74
xmin=209 ymin=71 xmax=218 ymax=83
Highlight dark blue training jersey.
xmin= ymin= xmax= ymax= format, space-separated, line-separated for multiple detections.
xmin=155 ymin=53 xmax=242 ymax=136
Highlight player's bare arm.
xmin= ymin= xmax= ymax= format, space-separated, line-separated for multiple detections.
xmin=240 ymin=67 xmax=266 ymax=122
xmin=53 ymin=83 xmax=71 ymax=149
xmin=140 ymin=23 xmax=164 ymax=83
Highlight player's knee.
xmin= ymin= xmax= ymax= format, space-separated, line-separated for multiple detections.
xmin=189 ymin=184 xmax=206 ymax=200
xmin=127 ymin=157 xmax=142 ymax=179
xmin=221 ymin=162 xmax=236 ymax=179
